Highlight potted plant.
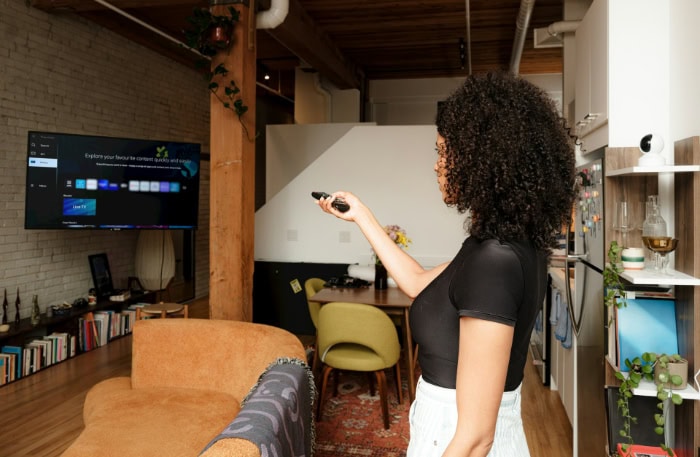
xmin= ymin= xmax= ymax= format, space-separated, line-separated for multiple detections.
xmin=614 ymin=352 xmax=687 ymax=457
xmin=183 ymin=6 xmax=250 ymax=136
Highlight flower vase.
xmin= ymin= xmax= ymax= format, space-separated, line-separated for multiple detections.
xmin=374 ymin=263 xmax=388 ymax=290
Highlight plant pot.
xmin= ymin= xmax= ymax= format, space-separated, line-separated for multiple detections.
xmin=208 ymin=24 xmax=232 ymax=48
xmin=654 ymin=358 xmax=688 ymax=390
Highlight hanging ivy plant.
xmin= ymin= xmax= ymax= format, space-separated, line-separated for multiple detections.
xmin=183 ymin=6 xmax=250 ymax=137
xmin=604 ymin=240 xmax=626 ymax=310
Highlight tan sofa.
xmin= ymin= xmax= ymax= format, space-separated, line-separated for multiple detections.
xmin=60 ymin=318 xmax=312 ymax=457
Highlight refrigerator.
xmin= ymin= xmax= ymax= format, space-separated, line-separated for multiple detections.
xmin=564 ymin=150 xmax=607 ymax=457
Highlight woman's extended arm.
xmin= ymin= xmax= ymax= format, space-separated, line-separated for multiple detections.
xmin=441 ymin=316 xmax=514 ymax=457
xmin=315 ymin=191 xmax=448 ymax=298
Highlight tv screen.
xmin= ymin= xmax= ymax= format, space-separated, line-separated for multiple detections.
xmin=25 ymin=131 xmax=201 ymax=230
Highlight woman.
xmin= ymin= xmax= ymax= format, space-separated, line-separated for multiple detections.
xmin=315 ymin=72 xmax=576 ymax=457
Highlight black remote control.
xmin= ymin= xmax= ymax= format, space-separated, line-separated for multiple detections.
xmin=311 ymin=191 xmax=350 ymax=212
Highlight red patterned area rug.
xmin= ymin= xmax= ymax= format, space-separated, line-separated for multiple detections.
xmin=314 ymin=370 xmax=411 ymax=457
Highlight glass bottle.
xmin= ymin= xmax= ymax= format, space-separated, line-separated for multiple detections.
xmin=2 ymin=288 xmax=7 ymax=325
xmin=31 ymin=294 xmax=40 ymax=326
xmin=642 ymin=195 xmax=668 ymax=267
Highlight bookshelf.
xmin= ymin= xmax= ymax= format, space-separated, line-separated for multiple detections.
xmin=603 ymin=137 xmax=700 ymax=453
xmin=0 ymin=291 xmax=155 ymax=386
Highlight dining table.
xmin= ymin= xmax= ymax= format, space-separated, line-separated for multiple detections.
xmin=311 ymin=285 xmax=417 ymax=402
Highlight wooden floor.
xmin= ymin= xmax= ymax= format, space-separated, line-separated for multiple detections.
xmin=0 ymin=297 xmax=573 ymax=456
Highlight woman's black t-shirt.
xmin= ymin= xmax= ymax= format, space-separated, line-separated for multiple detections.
xmin=410 ymin=236 xmax=547 ymax=391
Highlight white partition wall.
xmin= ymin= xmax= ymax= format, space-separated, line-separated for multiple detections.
xmin=255 ymin=125 xmax=467 ymax=266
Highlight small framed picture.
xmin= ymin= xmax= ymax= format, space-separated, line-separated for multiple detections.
xmin=88 ymin=253 xmax=115 ymax=298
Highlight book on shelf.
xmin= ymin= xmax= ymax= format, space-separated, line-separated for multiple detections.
xmin=1 ymin=345 xmax=23 ymax=381
xmin=0 ymin=356 xmax=7 ymax=385
xmin=0 ymin=353 xmax=13 ymax=384
xmin=609 ymin=297 xmax=678 ymax=372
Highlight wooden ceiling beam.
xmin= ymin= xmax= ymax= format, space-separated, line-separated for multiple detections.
xmin=262 ymin=0 xmax=362 ymax=90
xmin=31 ymin=0 xmax=195 ymax=13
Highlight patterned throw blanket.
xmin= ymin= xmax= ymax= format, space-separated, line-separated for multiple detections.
xmin=200 ymin=358 xmax=316 ymax=457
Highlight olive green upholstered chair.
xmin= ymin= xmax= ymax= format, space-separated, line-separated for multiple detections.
xmin=304 ymin=277 xmax=326 ymax=330
xmin=316 ymin=301 xmax=402 ymax=429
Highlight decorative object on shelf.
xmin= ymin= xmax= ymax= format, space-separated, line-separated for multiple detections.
xmin=638 ymin=133 xmax=666 ymax=167
xmin=642 ymin=195 xmax=667 ymax=267
xmin=52 ymin=302 xmax=73 ymax=317
xmin=374 ymin=262 xmax=388 ymax=290
xmin=614 ymin=352 xmax=685 ymax=457
xmin=14 ymin=287 xmax=20 ymax=326
xmin=2 ymin=288 xmax=7 ymax=325
xmin=0 ymin=324 xmax=8 ymax=333
xmin=642 ymin=236 xmax=679 ymax=275
xmin=620 ymin=247 xmax=645 ymax=271
xmin=135 ymin=230 xmax=176 ymax=292
xmin=604 ymin=241 xmax=626 ymax=311
xmin=30 ymin=294 xmax=40 ymax=326
xmin=183 ymin=6 xmax=251 ymax=138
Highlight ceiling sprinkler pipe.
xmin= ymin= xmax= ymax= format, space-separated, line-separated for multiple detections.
xmin=509 ymin=0 xmax=535 ymax=75
xmin=256 ymin=0 xmax=289 ymax=29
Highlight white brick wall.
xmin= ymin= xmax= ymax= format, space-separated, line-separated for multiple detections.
xmin=0 ymin=0 xmax=211 ymax=319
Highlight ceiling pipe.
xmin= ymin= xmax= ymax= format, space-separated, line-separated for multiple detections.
xmin=464 ymin=0 xmax=472 ymax=75
xmin=91 ymin=0 xmax=289 ymax=59
xmin=509 ymin=0 xmax=536 ymax=75
xmin=547 ymin=20 xmax=580 ymax=36
xmin=256 ymin=0 xmax=289 ymax=29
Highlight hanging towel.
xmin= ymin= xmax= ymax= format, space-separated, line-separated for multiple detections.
xmin=551 ymin=289 xmax=573 ymax=349
xmin=549 ymin=288 xmax=560 ymax=326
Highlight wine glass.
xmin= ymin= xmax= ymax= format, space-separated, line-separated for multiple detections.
xmin=642 ymin=236 xmax=679 ymax=274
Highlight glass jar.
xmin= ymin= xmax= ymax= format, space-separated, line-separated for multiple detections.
xmin=31 ymin=294 xmax=40 ymax=326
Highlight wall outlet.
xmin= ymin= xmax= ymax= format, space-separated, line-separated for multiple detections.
xmin=290 ymin=278 xmax=302 ymax=294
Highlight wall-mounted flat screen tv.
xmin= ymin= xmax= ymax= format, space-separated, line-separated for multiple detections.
xmin=25 ymin=131 xmax=200 ymax=230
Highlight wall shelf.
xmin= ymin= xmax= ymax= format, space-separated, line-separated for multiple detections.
xmin=606 ymin=165 xmax=700 ymax=177
xmin=619 ymin=268 xmax=700 ymax=286
xmin=607 ymin=357 xmax=700 ymax=401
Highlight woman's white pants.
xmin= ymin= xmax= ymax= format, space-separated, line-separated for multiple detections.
xmin=406 ymin=376 xmax=530 ymax=457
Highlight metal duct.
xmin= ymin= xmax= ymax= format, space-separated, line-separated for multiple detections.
xmin=509 ymin=0 xmax=536 ymax=75
xmin=256 ymin=0 xmax=289 ymax=29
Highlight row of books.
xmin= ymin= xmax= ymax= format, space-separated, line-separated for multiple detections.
xmin=78 ymin=309 xmax=139 ymax=352
xmin=0 ymin=307 xmax=144 ymax=386
xmin=1 ymin=332 xmax=75 ymax=385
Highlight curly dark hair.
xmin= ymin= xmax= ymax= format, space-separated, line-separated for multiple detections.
xmin=436 ymin=72 xmax=576 ymax=251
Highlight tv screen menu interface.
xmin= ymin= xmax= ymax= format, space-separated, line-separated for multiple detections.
xmin=25 ymin=131 xmax=201 ymax=229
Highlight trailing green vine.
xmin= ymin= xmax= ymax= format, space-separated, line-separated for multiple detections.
xmin=604 ymin=240 xmax=626 ymax=310
xmin=183 ymin=6 xmax=252 ymax=139
xmin=614 ymin=352 xmax=685 ymax=457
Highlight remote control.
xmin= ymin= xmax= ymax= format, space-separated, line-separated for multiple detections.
xmin=311 ymin=191 xmax=350 ymax=212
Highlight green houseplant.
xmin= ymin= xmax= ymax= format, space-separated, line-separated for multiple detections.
xmin=604 ymin=240 xmax=626 ymax=311
xmin=614 ymin=352 xmax=687 ymax=457
xmin=183 ymin=6 xmax=250 ymax=136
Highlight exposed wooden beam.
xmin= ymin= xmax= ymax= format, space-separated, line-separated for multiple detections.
xmin=262 ymin=0 xmax=362 ymax=90
xmin=30 ymin=0 xmax=196 ymax=13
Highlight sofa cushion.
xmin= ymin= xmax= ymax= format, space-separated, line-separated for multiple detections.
xmin=63 ymin=382 xmax=241 ymax=457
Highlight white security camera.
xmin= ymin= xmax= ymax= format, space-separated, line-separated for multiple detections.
xmin=638 ymin=132 xmax=665 ymax=166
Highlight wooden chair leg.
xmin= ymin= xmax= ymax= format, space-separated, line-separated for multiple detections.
xmin=394 ymin=363 xmax=403 ymax=404
xmin=376 ymin=370 xmax=390 ymax=429
xmin=317 ymin=366 xmax=333 ymax=421
xmin=332 ymin=370 xmax=340 ymax=397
